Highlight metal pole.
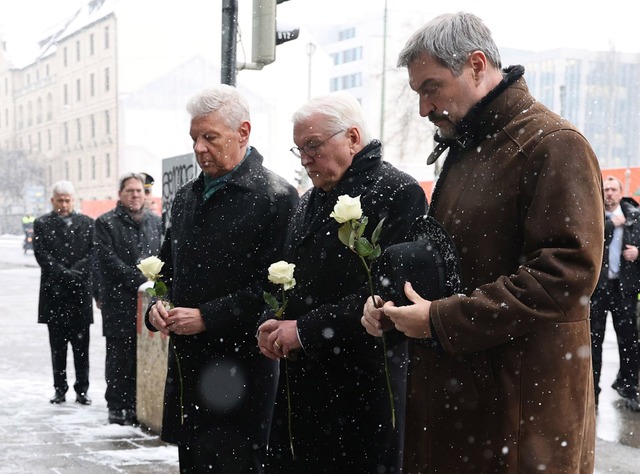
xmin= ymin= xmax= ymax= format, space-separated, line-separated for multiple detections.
xmin=379 ymin=0 xmax=388 ymax=141
xmin=306 ymin=42 xmax=316 ymax=99
xmin=221 ymin=0 xmax=238 ymax=86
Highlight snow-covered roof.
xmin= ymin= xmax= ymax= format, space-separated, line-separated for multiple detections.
xmin=37 ymin=0 xmax=115 ymax=61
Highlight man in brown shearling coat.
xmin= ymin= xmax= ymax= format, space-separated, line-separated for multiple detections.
xmin=362 ymin=12 xmax=604 ymax=473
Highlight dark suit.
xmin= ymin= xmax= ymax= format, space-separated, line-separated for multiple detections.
xmin=591 ymin=198 xmax=640 ymax=401
xmin=95 ymin=202 xmax=162 ymax=413
xmin=266 ymin=141 xmax=427 ymax=473
xmin=146 ymin=148 xmax=298 ymax=473
xmin=33 ymin=211 xmax=94 ymax=396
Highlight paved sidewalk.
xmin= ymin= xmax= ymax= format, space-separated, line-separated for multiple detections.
xmin=0 ymin=242 xmax=179 ymax=473
xmin=0 ymin=234 xmax=638 ymax=472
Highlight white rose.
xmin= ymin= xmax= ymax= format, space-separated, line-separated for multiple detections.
xmin=330 ymin=195 xmax=363 ymax=223
xmin=137 ymin=256 xmax=164 ymax=281
xmin=268 ymin=261 xmax=296 ymax=290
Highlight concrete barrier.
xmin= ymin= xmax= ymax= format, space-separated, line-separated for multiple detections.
xmin=136 ymin=285 xmax=168 ymax=434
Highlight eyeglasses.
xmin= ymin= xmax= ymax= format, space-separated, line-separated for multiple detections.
xmin=290 ymin=129 xmax=344 ymax=159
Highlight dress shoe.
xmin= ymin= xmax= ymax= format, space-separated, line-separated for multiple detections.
xmin=75 ymin=393 xmax=92 ymax=405
xmin=622 ymin=395 xmax=640 ymax=412
xmin=108 ymin=409 xmax=126 ymax=425
xmin=124 ymin=409 xmax=139 ymax=426
xmin=611 ymin=378 xmax=624 ymax=396
xmin=50 ymin=391 xmax=66 ymax=404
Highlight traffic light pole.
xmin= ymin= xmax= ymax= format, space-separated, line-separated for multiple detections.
xmin=221 ymin=0 xmax=238 ymax=86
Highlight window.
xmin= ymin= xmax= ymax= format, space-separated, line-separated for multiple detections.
xmin=338 ymin=27 xmax=355 ymax=41
xmin=46 ymin=64 xmax=50 ymax=76
xmin=63 ymin=84 xmax=68 ymax=106
xmin=104 ymin=26 xmax=110 ymax=49
xmin=37 ymin=132 xmax=42 ymax=151
xmin=46 ymin=93 xmax=53 ymax=121
xmin=91 ymin=155 xmax=96 ymax=180
xmin=77 ymin=118 xmax=82 ymax=142
xmin=78 ymin=158 xmax=82 ymax=181
xmin=63 ymin=47 xmax=68 ymax=67
xmin=105 ymin=67 xmax=110 ymax=92
xmin=76 ymin=40 xmax=81 ymax=61
xmin=76 ymin=78 xmax=81 ymax=101
xmin=36 ymin=98 xmax=42 ymax=124
xmin=47 ymin=129 xmax=52 ymax=150
xmin=90 ymin=73 xmax=95 ymax=96
xmin=64 ymin=122 xmax=69 ymax=145
xmin=27 ymin=102 xmax=33 ymax=127
xmin=65 ymin=161 xmax=69 ymax=180
xmin=105 ymin=110 xmax=110 ymax=134
xmin=90 ymin=114 xmax=95 ymax=138
xmin=90 ymin=33 xmax=94 ymax=55
xmin=18 ymin=105 xmax=23 ymax=130
xmin=105 ymin=152 xmax=111 ymax=177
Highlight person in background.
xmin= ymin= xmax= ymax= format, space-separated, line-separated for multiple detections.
xmin=257 ymin=91 xmax=427 ymax=473
xmin=140 ymin=172 xmax=157 ymax=212
xmin=33 ymin=180 xmax=94 ymax=405
xmin=147 ymin=84 xmax=298 ymax=473
xmin=590 ymin=176 xmax=640 ymax=411
xmin=361 ymin=12 xmax=604 ymax=472
xmin=95 ymin=173 xmax=162 ymax=425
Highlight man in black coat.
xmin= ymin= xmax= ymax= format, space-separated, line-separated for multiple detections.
xmin=95 ymin=173 xmax=162 ymax=424
xmin=147 ymin=84 xmax=298 ymax=473
xmin=34 ymin=180 xmax=94 ymax=405
xmin=591 ymin=176 xmax=640 ymax=411
xmin=257 ymin=92 xmax=427 ymax=473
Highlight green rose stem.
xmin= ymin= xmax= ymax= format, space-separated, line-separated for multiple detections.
xmin=172 ymin=341 xmax=185 ymax=425
xmin=279 ymin=287 xmax=295 ymax=460
xmin=159 ymin=299 xmax=185 ymax=426
xmin=357 ymin=254 xmax=396 ymax=430
xmin=263 ymin=262 xmax=296 ymax=460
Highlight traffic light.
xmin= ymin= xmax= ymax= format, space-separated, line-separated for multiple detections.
xmin=252 ymin=0 xmax=299 ymax=67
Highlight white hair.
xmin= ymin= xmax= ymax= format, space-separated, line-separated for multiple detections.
xmin=51 ymin=180 xmax=75 ymax=196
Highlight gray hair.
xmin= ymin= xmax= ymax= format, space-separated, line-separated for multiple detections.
xmin=118 ymin=172 xmax=145 ymax=192
xmin=186 ymin=84 xmax=250 ymax=129
xmin=51 ymin=180 xmax=75 ymax=196
xmin=292 ymin=92 xmax=372 ymax=144
xmin=397 ymin=12 xmax=502 ymax=76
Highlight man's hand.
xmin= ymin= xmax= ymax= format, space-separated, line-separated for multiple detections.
xmin=257 ymin=319 xmax=301 ymax=360
xmin=623 ymin=244 xmax=639 ymax=262
xmin=148 ymin=300 xmax=172 ymax=335
xmin=361 ymin=295 xmax=394 ymax=336
xmin=165 ymin=307 xmax=206 ymax=335
xmin=384 ymin=282 xmax=433 ymax=339
xmin=611 ymin=214 xmax=626 ymax=227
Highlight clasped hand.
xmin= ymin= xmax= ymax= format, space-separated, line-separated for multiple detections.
xmin=257 ymin=319 xmax=301 ymax=360
xmin=361 ymin=281 xmax=433 ymax=339
xmin=148 ymin=300 xmax=205 ymax=336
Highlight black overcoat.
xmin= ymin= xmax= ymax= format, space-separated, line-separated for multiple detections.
xmin=266 ymin=141 xmax=427 ymax=473
xmin=149 ymin=149 xmax=298 ymax=471
xmin=95 ymin=203 xmax=162 ymax=338
xmin=596 ymin=197 xmax=640 ymax=294
xmin=33 ymin=211 xmax=94 ymax=325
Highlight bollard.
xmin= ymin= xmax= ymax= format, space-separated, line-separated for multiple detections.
xmin=136 ymin=283 xmax=169 ymax=434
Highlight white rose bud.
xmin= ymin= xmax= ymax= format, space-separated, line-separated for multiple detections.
xmin=330 ymin=195 xmax=363 ymax=223
xmin=268 ymin=261 xmax=296 ymax=290
xmin=137 ymin=256 xmax=164 ymax=281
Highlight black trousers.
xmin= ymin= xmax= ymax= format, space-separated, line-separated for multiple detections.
xmin=47 ymin=320 xmax=90 ymax=395
xmin=590 ymin=279 xmax=640 ymax=398
xmin=105 ymin=336 xmax=136 ymax=411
